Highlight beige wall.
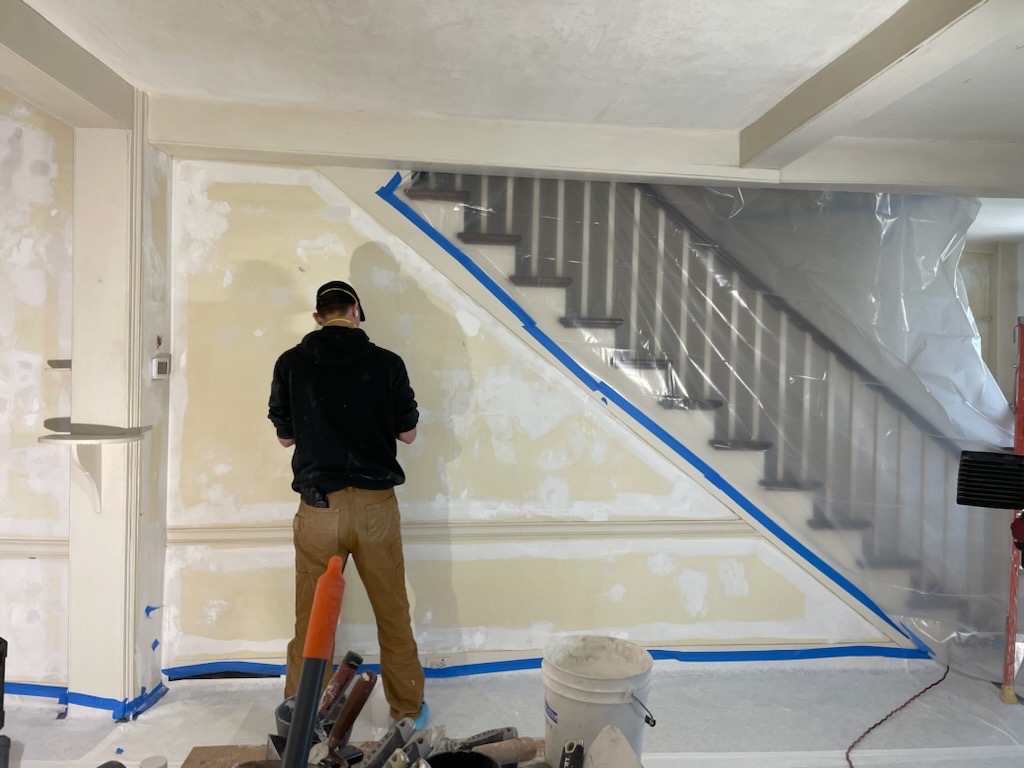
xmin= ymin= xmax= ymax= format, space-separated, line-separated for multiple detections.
xmin=164 ymin=162 xmax=885 ymax=668
xmin=0 ymin=87 xmax=73 ymax=682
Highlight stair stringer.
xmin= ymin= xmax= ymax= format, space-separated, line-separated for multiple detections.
xmin=318 ymin=166 xmax=920 ymax=652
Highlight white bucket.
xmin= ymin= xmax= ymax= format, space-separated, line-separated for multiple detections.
xmin=541 ymin=635 xmax=656 ymax=762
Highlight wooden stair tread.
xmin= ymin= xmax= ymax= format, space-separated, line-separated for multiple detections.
xmin=710 ymin=439 xmax=772 ymax=451
xmin=559 ymin=316 xmax=624 ymax=329
xmin=458 ymin=231 xmax=521 ymax=246
xmin=611 ymin=353 xmax=671 ymax=370
xmin=807 ymin=515 xmax=871 ymax=530
xmin=760 ymin=478 xmax=823 ymax=491
xmin=405 ymin=187 xmax=470 ymax=203
xmin=658 ymin=395 xmax=724 ymax=411
xmin=509 ymin=274 xmax=574 ymax=288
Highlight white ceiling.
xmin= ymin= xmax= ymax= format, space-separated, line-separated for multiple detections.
xmin=850 ymin=33 xmax=1024 ymax=141
xmin=22 ymin=0 xmax=908 ymax=130
xmin=968 ymin=199 xmax=1024 ymax=244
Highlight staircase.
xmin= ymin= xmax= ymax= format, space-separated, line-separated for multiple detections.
xmin=401 ymin=171 xmax=1012 ymax=668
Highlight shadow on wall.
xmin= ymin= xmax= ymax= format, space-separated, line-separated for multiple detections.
xmin=180 ymin=257 xmax=307 ymax=512
xmin=349 ymin=240 xmax=470 ymax=655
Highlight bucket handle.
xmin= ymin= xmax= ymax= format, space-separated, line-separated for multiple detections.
xmin=629 ymin=690 xmax=656 ymax=728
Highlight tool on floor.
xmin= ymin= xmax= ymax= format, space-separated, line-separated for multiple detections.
xmin=433 ymin=726 xmax=518 ymax=753
xmin=280 ymin=555 xmax=346 ymax=768
xmin=429 ymin=753 xmax=501 ymax=768
xmin=471 ymin=737 xmax=537 ymax=766
xmin=360 ymin=718 xmax=415 ymax=768
xmin=318 ymin=650 xmax=363 ymax=723
xmin=402 ymin=728 xmax=435 ymax=762
xmin=327 ymin=670 xmax=377 ymax=754
xmin=558 ymin=740 xmax=584 ymax=768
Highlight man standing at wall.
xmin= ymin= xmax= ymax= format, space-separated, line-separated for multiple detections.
xmin=268 ymin=280 xmax=427 ymax=726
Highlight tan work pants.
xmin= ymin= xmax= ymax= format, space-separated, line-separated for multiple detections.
xmin=285 ymin=486 xmax=424 ymax=720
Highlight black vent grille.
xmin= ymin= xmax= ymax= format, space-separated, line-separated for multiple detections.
xmin=956 ymin=451 xmax=1024 ymax=509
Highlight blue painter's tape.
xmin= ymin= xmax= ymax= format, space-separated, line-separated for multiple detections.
xmin=151 ymin=639 xmax=160 ymax=651
xmin=648 ymin=646 xmax=929 ymax=663
xmin=145 ymin=605 xmax=161 ymax=618
xmin=116 ymin=748 xmax=124 ymax=755
xmin=128 ymin=684 xmax=169 ymax=719
xmin=10 ymin=683 xmax=169 ymax=720
xmin=163 ymin=661 xmax=286 ymax=680
xmin=376 ymin=175 xmax=916 ymax=646
xmin=377 ymin=174 xmax=535 ymax=328
xmin=900 ymin=623 xmax=936 ymax=658
xmin=66 ymin=690 xmax=126 ymax=715
xmin=5 ymin=682 xmax=68 ymax=702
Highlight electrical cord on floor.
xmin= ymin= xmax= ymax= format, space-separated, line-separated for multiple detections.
xmin=844 ymin=664 xmax=950 ymax=768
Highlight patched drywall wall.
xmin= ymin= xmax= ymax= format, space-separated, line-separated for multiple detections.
xmin=0 ymin=87 xmax=73 ymax=683
xmin=135 ymin=139 xmax=174 ymax=688
xmin=164 ymin=162 xmax=886 ymax=668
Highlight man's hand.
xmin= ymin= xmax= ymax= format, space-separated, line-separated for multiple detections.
xmin=278 ymin=437 xmax=295 ymax=448
xmin=397 ymin=427 xmax=417 ymax=445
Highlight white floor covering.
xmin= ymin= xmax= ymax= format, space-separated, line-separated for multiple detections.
xmin=5 ymin=658 xmax=1024 ymax=767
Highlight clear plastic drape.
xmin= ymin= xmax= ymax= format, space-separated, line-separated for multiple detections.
xmin=402 ymin=172 xmax=1017 ymax=682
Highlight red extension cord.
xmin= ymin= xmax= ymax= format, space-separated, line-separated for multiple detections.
xmin=844 ymin=665 xmax=950 ymax=768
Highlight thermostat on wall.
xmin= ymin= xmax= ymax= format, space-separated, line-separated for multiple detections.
xmin=151 ymin=354 xmax=172 ymax=380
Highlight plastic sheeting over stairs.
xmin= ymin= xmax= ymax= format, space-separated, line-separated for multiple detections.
xmin=395 ymin=171 xmax=1018 ymax=683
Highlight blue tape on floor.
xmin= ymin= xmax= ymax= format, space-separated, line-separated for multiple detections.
xmin=161 ymin=643 xmax=927 ymax=684
xmin=163 ymin=661 xmax=287 ymax=680
xmin=5 ymin=682 xmax=68 ymax=702
xmin=66 ymin=691 xmax=127 ymax=717
xmin=376 ymin=172 xmax=914 ymax=645
xmin=648 ymin=646 xmax=929 ymax=662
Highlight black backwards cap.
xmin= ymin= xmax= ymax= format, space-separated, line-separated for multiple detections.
xmin=315 ymin=280 xmax=365 ymax=321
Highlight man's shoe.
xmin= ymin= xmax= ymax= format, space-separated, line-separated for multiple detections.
xmin=413 ymin=701 xmax=429 ymax=730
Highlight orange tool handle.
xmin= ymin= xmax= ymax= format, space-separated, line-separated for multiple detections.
xmin=303 ymin=555 xmax=346 ymax=660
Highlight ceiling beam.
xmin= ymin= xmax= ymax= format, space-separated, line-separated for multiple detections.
xmin=150 ymin=95 xmax=1024 ymax=197
xmin=0 ymin=0 xmax=134 ymax=128
xmin=782 ymin=136 xmax=1024 ymax=197
xmin=148 ymin=95 xmax=776 ymax=186
xmin=740 ymin=0 xmax=1024 ymax=169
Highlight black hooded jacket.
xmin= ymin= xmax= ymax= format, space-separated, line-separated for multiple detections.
xmin=268 ymin=326 xmax=418 ymax=493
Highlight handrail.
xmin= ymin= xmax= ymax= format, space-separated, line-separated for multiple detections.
xmin=637 ymin=183 xmax=962 ymax=458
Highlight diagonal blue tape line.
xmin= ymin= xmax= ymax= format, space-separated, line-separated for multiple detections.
xmin=376 ymin=172 xmax=912 ymax=643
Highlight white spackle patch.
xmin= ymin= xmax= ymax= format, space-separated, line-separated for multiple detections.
xmin=422 ymin=610 xmax=433 ymax=625
xmin=647 ymin=552 xmax=677 ymax=576
xmin=200 ymin=598 xmax=229 ymax=625
xmin=608 ymin=584 xmax=627 ymax=603
xmin=455 ymin=309 xmax=480 ymax=337
xmin=254 ymin=329 xmax=264 ymax=337
xmin=676 ymin=570 xmax=709 ymax=617
xmin=173 ymin=164 xmax=231 ymax=275
xmin=222 ymin=268 xmax=233 ymax=288
xmin=537 ymin=447 xmax=570 ymax=472
xmin=397 ymin=313 xmax=413 ymax=339
xmin=297 ymin=233 xmax=347 ymax=262
xmin=318 ymin=205 xmax=352 ymax=223
xmin=369 ymin=265 xmax=401 ymax=291
xmin=213 ymin=463 xmax=232 ymax=477
xmin=718 ymin=558 xmax=749 ymax=598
